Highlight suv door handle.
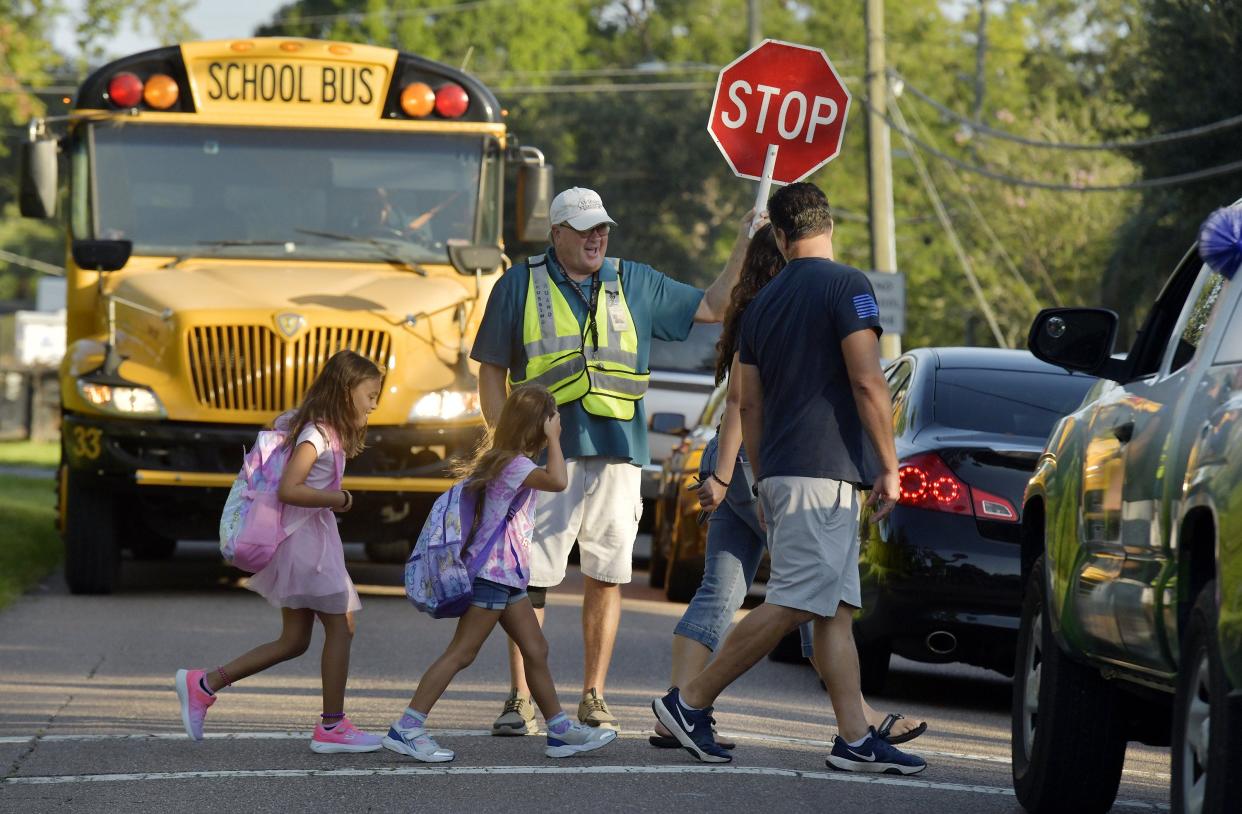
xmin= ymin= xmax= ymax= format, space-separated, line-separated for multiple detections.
xmin=1113 ymin=422 xmax=1134 ymax=444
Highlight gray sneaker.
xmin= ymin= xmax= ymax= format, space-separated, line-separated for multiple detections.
xmin=545 ymin=721 xmax=617 ymax=758
xmin=492 ymin=689 xmax=537 ymax=736
xmin=577 ymin=688 xmax=617 ymax=729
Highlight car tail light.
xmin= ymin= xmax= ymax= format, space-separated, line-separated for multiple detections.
xmin=898 ymin=452 xmax=972 ymax=516
xmin=973 ymin=487 xmax=1018 ymax=521
xmin=897 ymin=452 xmax=1018 ymax=522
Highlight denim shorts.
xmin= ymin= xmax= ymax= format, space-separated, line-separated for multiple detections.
xmin=470 ymin=577 xmax=528 ymax=610
xmin=674 ymin=501 xmax=813 ymax=655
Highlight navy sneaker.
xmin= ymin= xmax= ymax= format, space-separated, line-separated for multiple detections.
xmin=651 ymin=687 xmax=732 ymax=763
xmin=826 ymin=727 xmax=926 ymax=775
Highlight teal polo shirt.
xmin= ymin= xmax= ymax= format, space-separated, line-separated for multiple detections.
xmin=470 ymin=247 xmax=704 ymax=466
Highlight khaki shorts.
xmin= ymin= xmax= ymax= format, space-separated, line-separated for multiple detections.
xmin=759 ymin=476 xmax=861 ymax=618
xmin=529 ymin=457 xmax=642 ymax=587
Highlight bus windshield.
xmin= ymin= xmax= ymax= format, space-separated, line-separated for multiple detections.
xmin=87 ymin=122 xmax=487 ymax=264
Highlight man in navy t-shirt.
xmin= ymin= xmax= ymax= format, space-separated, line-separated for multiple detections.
xmin=653 ymin=183 xmax=925 ymax=774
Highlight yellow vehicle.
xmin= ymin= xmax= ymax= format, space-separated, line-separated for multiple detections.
xmin=17 ymin=38 xmax=553 ymax=593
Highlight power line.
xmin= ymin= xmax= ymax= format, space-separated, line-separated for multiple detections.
xmin=897 ymin=91 xmax=1049 ymax=308
xmin=861 ymin=94 xmax=1242 ymax=192
xmin=502 ymin=81 xmax=715 ymax=95
xmin=893 ymin=69 xmax=1242 ymax=152
xmin=889 ymin=93 xmax=1009 ymax=348
xmin=264 ymin=0 xmax=534 ymax=27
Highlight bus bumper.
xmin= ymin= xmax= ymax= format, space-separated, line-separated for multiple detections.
xmin=61 ymin=412 xmax=484 ymax=543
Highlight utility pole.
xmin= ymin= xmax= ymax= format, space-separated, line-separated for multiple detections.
xmin=865 ymin=0 xmax=901 ymax=359
xmin=748 ymin=0 xmax=761 ymax=47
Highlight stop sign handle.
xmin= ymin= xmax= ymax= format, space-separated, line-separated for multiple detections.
xmin=749 ymin=144 xmax=780 ymax=238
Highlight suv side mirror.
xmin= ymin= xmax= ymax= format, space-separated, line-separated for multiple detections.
xmin=19 ymin=139 xmax=58 ymax=218
xmin=1028 ymin=307 xmax=1125 ymax=379
xmin=447 ymin=243 xmax=503 ymax=276
xmin=649 ymin=412 xmax=687 ymax=436
xmin=72 ymin=239 xmax=132 ymax=272
xmin=515 ymin=147 xmax=553 ymax=244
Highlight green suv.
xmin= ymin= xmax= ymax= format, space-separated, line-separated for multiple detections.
xmin=1012 ymin=203 xmax=1242 ymax=814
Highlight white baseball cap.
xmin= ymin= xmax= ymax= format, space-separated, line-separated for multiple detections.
xmin=548 ymin=187 xmax=617 ymax=231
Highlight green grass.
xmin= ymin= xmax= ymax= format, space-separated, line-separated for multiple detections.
xmin=0 ymin=440 xmax=60 ymax=469
xmin=0 ymin=475 xmax=61 ymax=608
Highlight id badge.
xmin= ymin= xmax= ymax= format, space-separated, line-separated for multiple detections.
xmin=607 ymin=293 xmax=629 ymax=332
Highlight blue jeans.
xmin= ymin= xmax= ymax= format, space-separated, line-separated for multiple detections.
xmin=673 ymin=500 xmax=813 ymax=655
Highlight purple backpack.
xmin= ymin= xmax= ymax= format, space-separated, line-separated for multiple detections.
xmin=219 ymin=420 xmax=342 ymax=573
xmin=404 ymin=481 xmax=522 ymax=618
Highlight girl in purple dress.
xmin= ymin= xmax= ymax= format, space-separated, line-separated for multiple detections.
xmin=383 ymin=384 xmax=617 ymax=762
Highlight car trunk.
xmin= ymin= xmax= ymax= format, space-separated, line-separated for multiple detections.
xmin=917 ymin=427 xmax=1044 ymax=541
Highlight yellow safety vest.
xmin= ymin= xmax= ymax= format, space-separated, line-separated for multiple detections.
xmin=511 ymin=255 xmax=649 ymax=420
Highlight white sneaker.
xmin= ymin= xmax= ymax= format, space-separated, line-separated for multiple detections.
xmin=545 ymin=721 xmax=618 ymax=758
xmin=382 ymin=725 xmax=455 ymax=762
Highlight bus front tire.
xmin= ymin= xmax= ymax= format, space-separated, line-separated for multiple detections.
xmin=63 ymin=471 xmax=120 ymax=595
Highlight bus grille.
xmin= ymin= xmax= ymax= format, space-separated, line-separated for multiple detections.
xmin=186 ymin=325 xmax=390 ymax=412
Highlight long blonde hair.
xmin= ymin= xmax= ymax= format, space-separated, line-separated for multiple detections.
xmin=281 ymin=350 xmax=383 ymax=457
xmin=451 ymin=384 xmax=556 ymax=548
xmin=453 ymin=384 xmax=557 ymax=495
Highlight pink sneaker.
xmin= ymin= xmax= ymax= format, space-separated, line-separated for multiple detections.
xmin=174 ymin=669 xmax=216 ymax=741
xmin=311 ymin=715 xmax=383 ymax=754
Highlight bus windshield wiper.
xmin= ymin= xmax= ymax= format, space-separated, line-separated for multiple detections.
xmin=163 ymin=240 xmax=296 ymax=269
xmin=295 ymin=229 xmax=428 ymax=276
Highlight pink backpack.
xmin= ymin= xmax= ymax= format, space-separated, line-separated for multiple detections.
xmin=219 ymin=419 xmax=342 ymax=573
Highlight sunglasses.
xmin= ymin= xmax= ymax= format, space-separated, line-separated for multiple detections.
xmin=558 ymin=223 xmax=611 ymax=238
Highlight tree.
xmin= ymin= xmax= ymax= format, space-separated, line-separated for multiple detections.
xmin=0 ymin=1 xmax=195 ymax=304
xmin=1103 ymin=0 xmax=1242 ymax=341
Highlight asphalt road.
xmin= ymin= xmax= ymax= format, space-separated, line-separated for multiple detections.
xmin=0 ymin=540 xmax=1171 ymax=813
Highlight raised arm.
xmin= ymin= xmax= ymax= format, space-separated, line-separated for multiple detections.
xmin=521 ymin=413 xmax=568 ymax=492
xmin=841 ymin=329 xmax=899 ymax=520
xmin=694 ymin=211 xmax=765 ymax=323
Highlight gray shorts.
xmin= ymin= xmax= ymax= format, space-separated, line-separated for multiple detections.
xmin=759 ymin=476 xmax=861 ymax=618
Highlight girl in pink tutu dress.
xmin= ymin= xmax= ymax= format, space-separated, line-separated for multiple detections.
xmin=175 ymin=350 xmax=384 ymax=754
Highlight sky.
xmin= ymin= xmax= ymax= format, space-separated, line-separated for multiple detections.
xmin=55 ymin=0 xmax=290 ymax=58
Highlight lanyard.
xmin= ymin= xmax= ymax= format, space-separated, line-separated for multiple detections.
xmin=555 ymin=262 xmax=600 ymax=352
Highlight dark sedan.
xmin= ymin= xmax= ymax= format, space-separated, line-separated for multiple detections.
xmin=851 ymin=347 xmax=1095 ymax=692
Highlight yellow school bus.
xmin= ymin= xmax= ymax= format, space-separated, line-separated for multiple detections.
xmin=18 ymin=38 xmax=553 ymax=593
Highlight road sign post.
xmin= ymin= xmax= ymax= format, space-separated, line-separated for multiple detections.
xmin=750 ymin=144 xmax=779 ymax=236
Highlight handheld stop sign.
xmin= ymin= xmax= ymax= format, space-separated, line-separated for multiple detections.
xmin=708 ymin=39 xmax=852 ymax=232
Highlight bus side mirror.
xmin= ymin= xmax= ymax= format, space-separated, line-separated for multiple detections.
xmin=72 ymin=239 xmax=133 ymax=272
xmin=447 ymin=243 xmax=503 ymax=276
xmin=515 ymin=147 xmax=553 ymax=244
xmin=19 ymin=139 xmax=59 ymax=219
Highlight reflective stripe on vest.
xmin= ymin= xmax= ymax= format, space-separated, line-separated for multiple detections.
xmin=512 ymin=255 xmax=648 ymax=419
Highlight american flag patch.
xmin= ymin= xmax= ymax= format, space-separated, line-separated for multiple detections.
xmin=853 ymin=294 xmax=880 ymax=319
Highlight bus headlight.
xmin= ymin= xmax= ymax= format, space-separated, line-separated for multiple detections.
xmin=409 ymin=390 xmax=481 ymax=421
xmin=77 ymin=380 xmax=167 ymax=417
